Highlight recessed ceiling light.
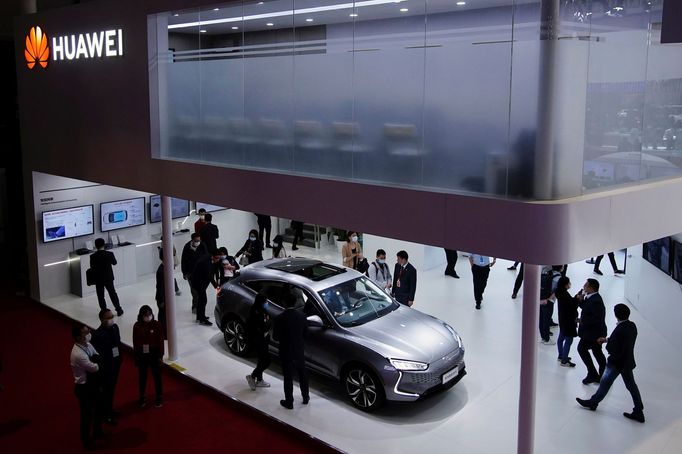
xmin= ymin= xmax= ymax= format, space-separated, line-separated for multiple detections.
xmin=200 ymin=29 xmax=207 ymax=33
xmin=266 ymin=22 xmax=274 ymax=26
xmin=350 ymin=13 xmax=358 ymax=17
xmin=306 ymin=18 xmax=314 ymax=22
xmin=456 ymin=1 xmax=466 ymax=5
xmin=213 ymin=8 xmax=220 ymax=11
xmin=257 ymin=1 xmax=264 ymax=4
xmin=400 ymin=8 xmax=409 ymax=12
xmin=173 ymin=13 xmax=179 ymax=17
xmin=231 ymin=26 xmax=239 ymax=30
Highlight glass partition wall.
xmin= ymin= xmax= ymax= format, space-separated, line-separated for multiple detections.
xmin=148 ymin=0 xmax=680 ymax=200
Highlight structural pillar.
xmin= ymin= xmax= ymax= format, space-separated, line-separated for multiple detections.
xmin=161 ymin=196 xmax=178 ymax=361
xmin=517 ymin=264 xmax=541 ymax=454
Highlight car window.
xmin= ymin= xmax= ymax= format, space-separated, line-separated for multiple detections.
xmin=243 ymin=280 xmax=287 ymax=307
xmin=318 ymin=276 xmax=399 ymax=327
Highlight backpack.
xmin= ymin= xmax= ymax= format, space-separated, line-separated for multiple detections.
xmin=540 ymin=269 xmax=554 ymax=299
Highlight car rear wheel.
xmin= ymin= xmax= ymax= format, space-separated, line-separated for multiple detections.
xmin=343 ymin=365 xmax=385 ymax=412
xmin=223 ymin=317 xmax=249 ymax=356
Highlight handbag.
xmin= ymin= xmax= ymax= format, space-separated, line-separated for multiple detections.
xmin=239 ymin=255 xmax=249 ymax=266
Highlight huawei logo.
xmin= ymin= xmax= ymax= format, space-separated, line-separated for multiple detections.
xmin=25 ymin=26 xmax=50 ymax=69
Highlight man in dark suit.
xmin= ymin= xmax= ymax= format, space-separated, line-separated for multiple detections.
xmin=392 ymin=250 xmax=417 ymax=307
xmin=443 ymin=248 xmax=459 ymax=278
xmin=181 ymin=232 xmax=208 ymax=313
xmin=90 ymin=238 xmax=123 ymax=316
xmin=191 ymin=249 xmax=216 ymax=326
xmin=91 ymin=309 xmax=122 ymax=425
xmin=576 ymin=278 xmax=607 ymax=384
xmin=273 ymin=293 xmax=309 ymax=409
xmin=255 ymin=213 xmax=272 ymax=248
xmin=576 ymin=304 xmax=645 ymax=423
xmin=199 ymin=213 xmax=219 ymax=253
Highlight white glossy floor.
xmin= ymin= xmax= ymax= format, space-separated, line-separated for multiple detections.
xmin=43 ymin=245 xmax=682 ymax=454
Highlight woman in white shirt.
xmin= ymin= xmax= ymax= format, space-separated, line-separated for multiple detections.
xmin=368 ymin=249 xmax=392 ymax=294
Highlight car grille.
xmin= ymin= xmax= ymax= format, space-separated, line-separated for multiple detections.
xmin=397 ymin=348 xmax=464 ymax=395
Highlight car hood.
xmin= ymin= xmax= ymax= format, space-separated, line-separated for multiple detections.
xmin=348 ymin=305 xmax=460 ymax=364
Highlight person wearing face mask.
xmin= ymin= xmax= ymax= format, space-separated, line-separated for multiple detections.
xmin=181 ymin=232 xmax=208 ymax=314
xmin=91 ymin=309 xmax=123 ymax=426
xmin=341 ymin=231 xmax=364 ymax=271
xmin=246 ymin=294 xmax=273 ymax=390
xmin=369 ymin=249 xmax=392 ymax=294
xmin=235 ymin=229 xmax=264 ymax=265
xmin=212 ymin=246 xmax=239 ymax=287
xmin=271 ymin=235 xmax=287 ymax=258
xmin=191 ymin=250 xmax=215 ymax=326
xmin=392 ymin=250 xmax=417 ymax=307
xmin=199 ymin=213 xmax=220 ymax=254
xmin=70 ymin=323 xmax=103 ymax=449
xmin=133 ymin=306 xmax=164 ymax=408
xmin=194 ymin=208 xmax=207 ymax=234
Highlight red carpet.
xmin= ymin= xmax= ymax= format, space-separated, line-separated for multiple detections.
xmin=0 ymin=292 xmax=340 ymax=454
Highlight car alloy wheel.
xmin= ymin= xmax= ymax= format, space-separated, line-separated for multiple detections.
xmin=223 ymin=318 xmax=248 ymax=356
xmin=345 ymin=367 xmax=383 ymax=411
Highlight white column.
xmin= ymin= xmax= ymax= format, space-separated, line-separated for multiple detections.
xmin=517 ymin=264 xmax=540 ymax=454
xmin=161 ymin=196 xmax=178 ymax=361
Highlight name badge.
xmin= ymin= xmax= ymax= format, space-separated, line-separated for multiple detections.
xmin=112 ymin=347 xmax=119 ymax=358
xmin=143 ymin=344 xmax=150 ymax=354
xmin=397 ymin=279 xmax=401 ymax=288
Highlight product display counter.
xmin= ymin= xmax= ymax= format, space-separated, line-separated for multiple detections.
xmin=69 ymin=243 xmax=137 ymax=297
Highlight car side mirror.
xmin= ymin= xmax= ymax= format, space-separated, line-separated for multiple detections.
xmin=307 ymin=315 xmax=325 ymax=328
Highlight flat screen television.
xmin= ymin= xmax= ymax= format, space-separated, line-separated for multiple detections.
xmin=149 ymin=195 xmax=189 ymax=223
xmin=672 ymin=240 xmax=682 ymax=284
xmin=642 ymin=237 xmax=671 ymax=275
xmin=42 ymin=205 xmax=95 ymax=243
xmin=100 ymin=197 xmax=146 ymax=232
xmin=195 ymin=202 xmax=226 ymax=213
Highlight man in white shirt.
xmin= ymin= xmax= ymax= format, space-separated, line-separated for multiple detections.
xmin=469 ymin=254 xmax=496 ymax=310
xmin=368 ymin=249 xmax=392 ymax=294
xmin=70 ymin=323 xmax=102 ymax=449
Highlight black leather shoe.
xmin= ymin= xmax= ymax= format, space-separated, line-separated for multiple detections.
xmin=615 ymin=269 xmax=626 ymax=275
xmin=593 ymin=268 xmax=603 ymax=276
xmin=576 ymin=398 xmax=597 ymax=411
xmin=623 ymin=411 xmax=645 ymax=423
xmin=280 ymin=399 xmax=293 ymax=410
xmin=475 ymin=302 xmax=481 ymax=310
xmin=582 ymin=376 xmax=600 ymax=385
xmin=116 ymin=308 xmax=124 ymax=316
xmin=302 ymin=396 xmax=310 ymax=405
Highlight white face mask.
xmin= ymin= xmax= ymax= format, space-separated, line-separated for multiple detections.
xmin=220 ymin=255 xmax=227 ymax=260
xmin=249 ymin=236 xmax=256 ymax=241
xmin=200 ymin=215 xmax=205 ymax=220
xmin=351 ymin=236 xmax=358 ymax=242
xmin=104 ymin=319 xmax=114 ymax=327
xmin=192 ymin=241 xmax=201 ymax=247
xmin=377 ymin=258 xmax=385 ymax=264
xmin=143 ymin=315 xmax=152 ymax=323
xmin=84 ymin=333 xmax=92 ymax=343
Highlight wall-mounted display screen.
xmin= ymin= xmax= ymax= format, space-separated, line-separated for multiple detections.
xmin=642 ymin=237 xmax=671 ymax=275
xmin=42 ymin=205 xmax=95 ymax=243
xmin=196 ymin=202 xmax=226 ymax=213
xmin=100 ymin=197 xmax=146 ymax=232
xmin=672 ymin=241 xmax=682 ymax=284
xmin=149 ymin=195 xmax=189 ymax=223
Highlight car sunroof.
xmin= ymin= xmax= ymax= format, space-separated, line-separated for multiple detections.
xmin=265 ymin=260 xmax=346 ymax=281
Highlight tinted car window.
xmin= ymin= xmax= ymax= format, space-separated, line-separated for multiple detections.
xmin=318 ymin=277 xmax=399 ymax=327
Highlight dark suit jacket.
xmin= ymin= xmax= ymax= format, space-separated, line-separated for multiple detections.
xmin=199 ymin=223 xmax=219 ymax=253
xmin=155 ymin=264 xmax=166 ymax=303
xmin=273 ymin=309 xmax=307 ymax=361
xmin=556 ymin=289 xmax=578 ymax=337
xmin=578 ymin=293 xmax=607 ymax=340
xmin=606 ymin=320 xmax=637 ymax=370
xmin=89 ymin=250 xmax=117 ymax=283
xmin=181 ymin=241 xmax=207 ymax=277
xmin=191 ymin=254 xmax=213 ymax=290
xmin=392 ymin=263 xmax=417 ymax=303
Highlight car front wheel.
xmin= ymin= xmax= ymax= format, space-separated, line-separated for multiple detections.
xmin=343 ymin=365 xmax=385 ymax=412
xmin=223 ymin=317 xmax=249 ymax=356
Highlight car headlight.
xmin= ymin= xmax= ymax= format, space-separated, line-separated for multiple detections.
xmin=443 ymin=323 xmax=463 ymax=349
xmin=389 ymin=359 xmax=429 ymax=371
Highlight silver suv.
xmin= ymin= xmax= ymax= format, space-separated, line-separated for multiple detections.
xmin=214 ymin=258 xmax=466 ymax=411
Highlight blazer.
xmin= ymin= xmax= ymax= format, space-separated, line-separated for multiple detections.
xmin=273 ymin=308 xmax=307 ymax=361
xmin=180 ymin=241 xmax=208 ymax=277
xmin=191 ymin=254 xmax=213 ymax=290
xmin=132 ymin=320 xmax=165 ymax=360
xmin=556 ymin=289 xmax=578 ymax=337
xmin=606 ymin=320 xmax=638 ymax=370
xmin=392 ymin=262 xmax=417 ymax=303
xmin=91 ymin=323 xmax=122 ymax=374
xmin=341 ymin=242 xmax=363 ymax=269
xmin=89 ymin=249 xmax=117 ymax=283
xmin=199 ymin=223 xmax=220 ymax=253
xmin=578 ymin=293 xmax=607 ymax=340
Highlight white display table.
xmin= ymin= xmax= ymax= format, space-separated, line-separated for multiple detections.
xmin=69 ymin=244 xmax=137 ymax=297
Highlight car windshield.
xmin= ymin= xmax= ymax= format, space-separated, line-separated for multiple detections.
xmin=318 ymin=276 xmax=399 ymax=327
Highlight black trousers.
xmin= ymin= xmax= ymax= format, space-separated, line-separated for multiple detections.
xmin=577 ymin=338 xmax=606 ymax=378
xmin=281 ymin=357 xmax=309 ymax=404
xmin=258 ymin=221 xmax=272 ymax=246
xmin=444 ymin=249 xmax=458 ymax=274
xmin=250 ymin=338 xmax=271 ymax=381
xmin=193 ymin=283 xmax=208 ymax=320
xmin=471 ymin=264 xmax=491 ymax=303
xmin=95 ymin=281 xmax=121 ymax=311
xmin=137 ymin=356 xmax=163 ymax=399
xmin=75 ymin=383 xmax=102 ymax=447
xmin=595 ymin=252 xmax=619 ymax=272
xmin=291 ymin=223 xmax=304 ymax=247
xmin=513 ymin=263 xmax=525 ymax=295
xmin=100 ymin=362 xmax=121 ymax=418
